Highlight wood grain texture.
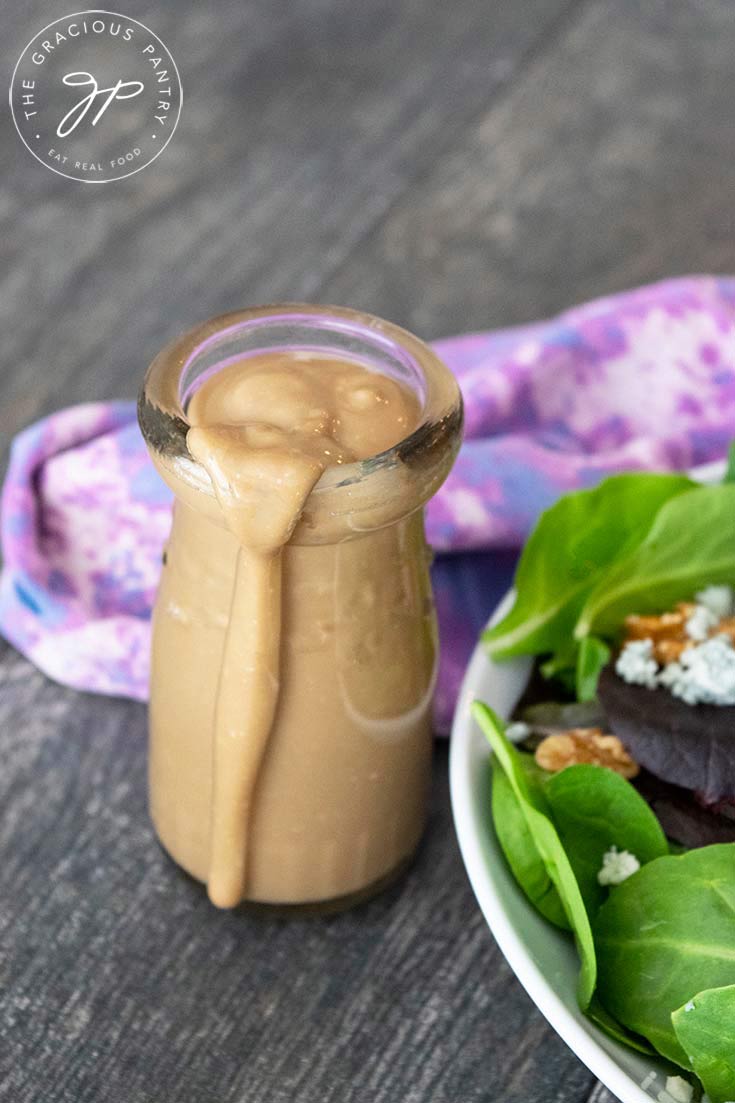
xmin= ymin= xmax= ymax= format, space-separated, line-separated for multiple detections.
xmin=0 ymin=644 xmax=596 ymax=1103
xmin=320 ymin=0 xmax=735 ymax=338
xmin=0 ymin=0 xmax=578 ymax=453
xmin=3 ymin=0 xmax=729 ymax=1098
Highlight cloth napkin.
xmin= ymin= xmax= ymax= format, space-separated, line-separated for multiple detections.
xmin=4 ymin=276 xmax=735 ymax=733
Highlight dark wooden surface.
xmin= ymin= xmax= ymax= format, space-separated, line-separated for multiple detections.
xmin=1 ymin=0 xmax=732 ymax=1099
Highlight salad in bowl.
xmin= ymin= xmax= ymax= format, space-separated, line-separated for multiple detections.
xmin=462 ymin=454 xmax=735 ymax=1102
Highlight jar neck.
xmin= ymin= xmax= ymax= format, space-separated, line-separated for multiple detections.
xmin=138 ymin=304 xmax=463 ymax=545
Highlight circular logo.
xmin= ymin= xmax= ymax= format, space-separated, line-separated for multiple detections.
xmin=9 ymin=10 xmax=182 ymax=183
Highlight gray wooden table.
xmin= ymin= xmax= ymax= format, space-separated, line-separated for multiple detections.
xmin=1 ymin=0 xmax=732 ymax=1099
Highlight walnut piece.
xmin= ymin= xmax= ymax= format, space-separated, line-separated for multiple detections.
xmin=624 ymin=608 xmax=687 ymax=641
xmin=535 ymin=727 xmax=639 ymax=779
xmin=623 ymin=603 xmax=698 ymax=664
xmin=652 ymin=638 xmax=689 ymax=664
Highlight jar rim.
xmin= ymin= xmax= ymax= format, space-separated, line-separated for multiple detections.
xmin=138 ymin=303 xmax=463 ymax=542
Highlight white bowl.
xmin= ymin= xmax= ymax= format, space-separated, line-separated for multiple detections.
xmin=448 ymin=461 xmax=725 ymax=1100
xmin=449 ymin=597 xmax=673 ymax=1103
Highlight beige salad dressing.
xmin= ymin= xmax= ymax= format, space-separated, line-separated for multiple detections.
xmin=148 ymin=352 xmax=439 ymax=908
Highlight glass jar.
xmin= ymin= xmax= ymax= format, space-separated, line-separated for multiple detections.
xmin=138 ymin=304 xmax=463 ymax=911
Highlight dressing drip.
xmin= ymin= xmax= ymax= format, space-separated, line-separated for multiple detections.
xmin=186 ymin=353 xmax=418 ymax=907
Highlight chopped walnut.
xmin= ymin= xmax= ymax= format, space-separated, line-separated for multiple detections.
xmin=535 ymin=727 xmax=639 ymax=779
xmin=652 ymin=637 xmax=689 ymax=665
xmin=623 ymin=605 xmax=697 ymax=664
xmin=622 ymin=598 xmax=735 ymax=663
xmin=624 ymin=609 xmax=687 ymax=641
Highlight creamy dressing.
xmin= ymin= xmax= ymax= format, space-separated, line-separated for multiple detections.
xmin=184 ymin=354 xmax=419 ymax=907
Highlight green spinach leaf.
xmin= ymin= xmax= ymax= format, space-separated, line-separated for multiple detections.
xmin=672 ymin=984 xmax=735 ymax=1102
xmin=491 ymin=758 xmax=570 ymax=930
xmin=594 ymin=845 xmax=735 ymax=1066
xmin=724 ymin=440 xmax=735 ymax=484
xmin=539 ymin=639 xmax=578 ymax=686
xmin=483 ymin=473 xmax=695 ymax=659
xmin=545 ymin=764 xmax=669 ymax=916
xmin=575 ymin=637 xmax=611 ymax=702
xmin=586 ymin=996 xmax=658 ymax=1057
xmin=577 ymin=483 xmax=735 ymax=637
xmin=473 ymin=700 xmax=597 ymax=1008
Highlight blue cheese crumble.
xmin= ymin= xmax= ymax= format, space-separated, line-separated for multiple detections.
xmin=696 ymin=584 xmax=734 ymax=619
xmin=684 ymin=603 xmax=718 ymax=642
xmin=658 ymin=635 xmax=735 ymax=705
xmin=597 ymin=846 xmax=640 ymax=886
xmin=615 ymin=639 xmax=658 ymax=688
xmin=504 ymin=721 xmax=531 ymax=744
xmin=664 ymin=1076 xmax=693 ymax=1103
xmin=616 ymin=615 xmax=735 ymax=706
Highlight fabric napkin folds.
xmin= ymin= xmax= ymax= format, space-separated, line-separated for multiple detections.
xmin=3 ymin=276 xmax=735 ymax=732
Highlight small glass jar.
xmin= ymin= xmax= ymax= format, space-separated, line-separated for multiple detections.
xmin=139 ymin=304 xmax=462 ymax=911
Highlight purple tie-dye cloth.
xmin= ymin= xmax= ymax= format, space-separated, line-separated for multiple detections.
xmin=4 ymin=277 xmax=735 ymax=733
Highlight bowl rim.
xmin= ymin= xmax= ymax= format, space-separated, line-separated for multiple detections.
xmin=449 ymin=617 xmax=661 ymax=1102
xmin=448 ymin=458 xmax=726 ymax=1098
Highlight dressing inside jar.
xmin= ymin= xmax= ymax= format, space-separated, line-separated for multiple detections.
xmin=138 ymin=305 xmax=463 ymax=910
